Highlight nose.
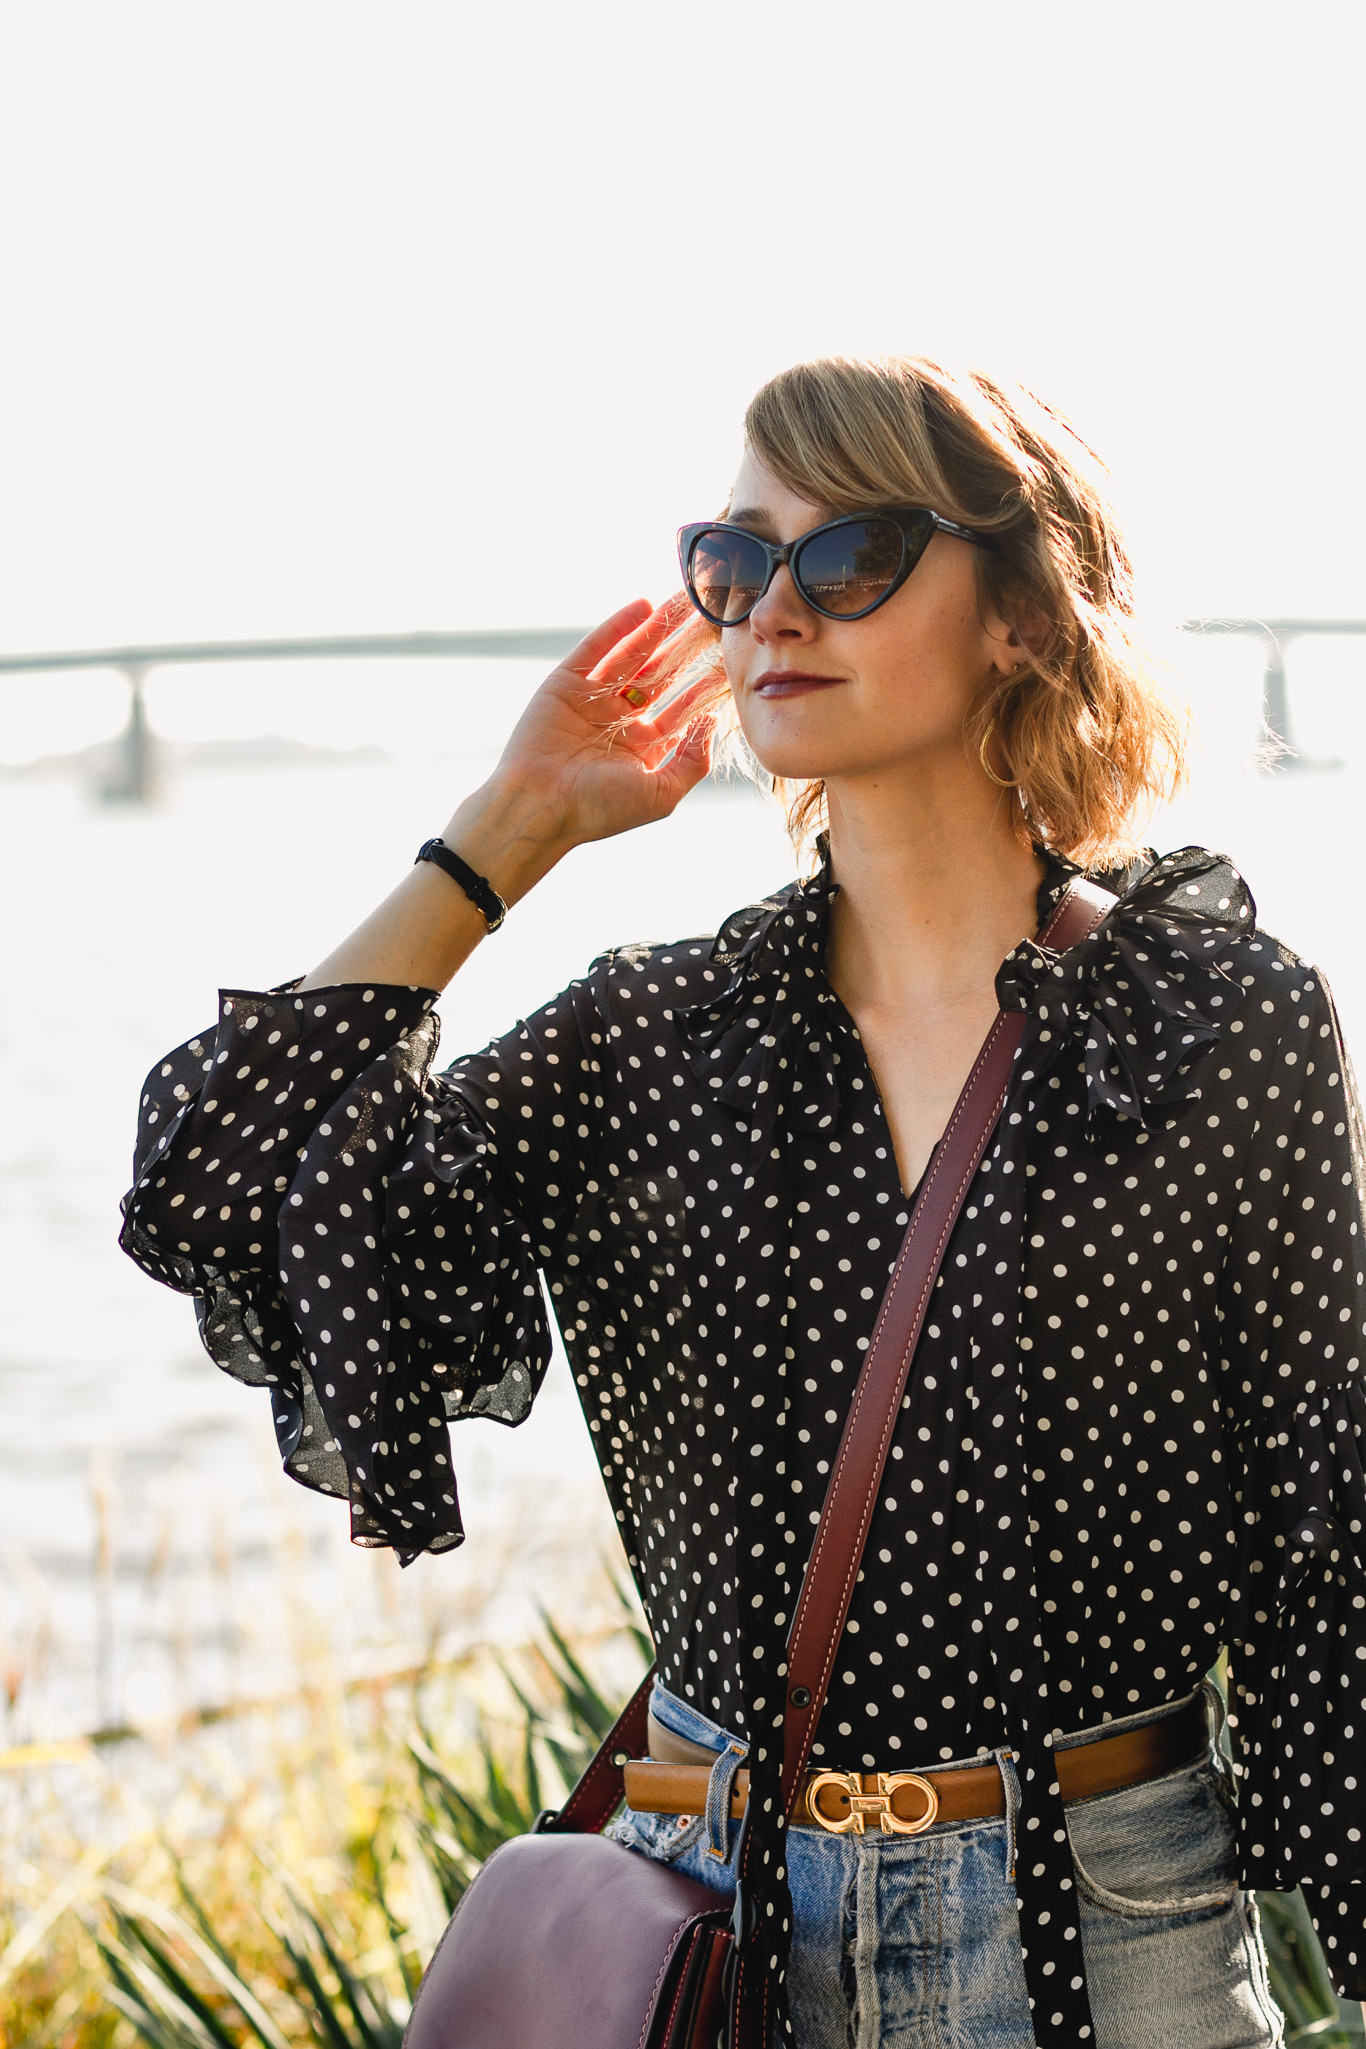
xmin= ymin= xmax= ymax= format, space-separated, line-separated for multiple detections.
xmin=745 ymin=562 xmax=818 ymax=645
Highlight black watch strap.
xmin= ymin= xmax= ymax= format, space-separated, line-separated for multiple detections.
xmin=415 ymin=838 xmax=508 ymax=932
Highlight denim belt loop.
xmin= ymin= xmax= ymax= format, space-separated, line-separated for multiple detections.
xmin=704 ymin=1740 xmax=748 ymax=1862
xmin=993 ymin=1746 xmax=1022 ymax=1883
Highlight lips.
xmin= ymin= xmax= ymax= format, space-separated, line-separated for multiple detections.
xmin=752 ymin=670 xmax=845 ymax=698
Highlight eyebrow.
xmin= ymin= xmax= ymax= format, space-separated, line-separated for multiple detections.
xmin=725 ymin=503 xmax=840 ymax=538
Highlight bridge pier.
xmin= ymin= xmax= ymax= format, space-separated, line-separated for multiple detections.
xmin=1255 ymin=632 xmax=1341 ymax=770
xmin=99 ymin=664 xmax=157 ymax=803
xmin=1260 ymin=636 xmax=1293 ymax=756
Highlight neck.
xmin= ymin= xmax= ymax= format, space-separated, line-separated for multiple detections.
xmin=821 ymin=754 xmax=1046 ymax=1013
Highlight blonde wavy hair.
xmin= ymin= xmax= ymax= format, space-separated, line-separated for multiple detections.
xmin=651 ymin=354 xmax=1184 ymax=871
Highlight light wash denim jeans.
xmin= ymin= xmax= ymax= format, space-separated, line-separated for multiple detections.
xmin=610 ymin=1682 xmax=1283 ymax=2049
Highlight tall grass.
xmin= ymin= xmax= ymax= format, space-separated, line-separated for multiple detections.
xmin=0 ymin=1574 xmax=647 ymax=2048
xmin=2 ymin=1594 xmax=1360 ymax=2045
xmin=94 ymin=1612 xmax=641 ymax=2049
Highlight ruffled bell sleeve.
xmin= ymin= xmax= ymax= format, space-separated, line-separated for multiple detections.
xmin=121 ymin=974 xmax=609 ymax=1557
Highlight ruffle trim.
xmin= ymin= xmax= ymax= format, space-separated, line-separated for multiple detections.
xmin=121 ymin=986 xmax=552 ymax=1563
xmin=674 ymin=843 xmax=1255 ymax=1139
xmin=673 ymin=865 xmax=843 ymax=1135
xmin=1000 ymin=846 xmax=1255 ymax=1128
xmin=1244 ymin=1377 xmax=1366 ymax=1616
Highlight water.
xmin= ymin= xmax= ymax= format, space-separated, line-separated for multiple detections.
xmin=3 ymin=643 xmax=1365 ymax=1744
xmin=0 ymin=727 xmax=795 ymax=1742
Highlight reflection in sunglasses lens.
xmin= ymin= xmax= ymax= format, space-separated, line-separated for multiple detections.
xmin=690 ymin=529 xmax=769 ymax=623
xmin=796 ymin=519 xmax=904 ymax=614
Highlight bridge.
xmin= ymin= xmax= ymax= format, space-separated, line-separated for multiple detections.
xmin=2 ymin=619 xmax=1363 ymax=801
xmin=0 ymin=628 xmax=585 ymax=800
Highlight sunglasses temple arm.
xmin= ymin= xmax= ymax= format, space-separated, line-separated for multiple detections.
xmin=935 ymin=516 xmax=991 ymax=549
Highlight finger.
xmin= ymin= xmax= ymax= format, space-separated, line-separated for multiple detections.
xmin=614 ymin=660 xmax=677 ymax=714
xmin=614 ymin=655 xmax=678 ymax=712
xmin=645 ymin=713 xmax=716 ymax=790
xmin=588 ymin=593 xmax=692 ymax=692
xmin=625 ymin=674 xmax=719 ymax=743
xmin=613 ymin=608 xmax=711 ymax=714
xmin=639 ymin=693 xmax=718 ymax=764
xmin=559 ymin=600 xmax=654 ymax=680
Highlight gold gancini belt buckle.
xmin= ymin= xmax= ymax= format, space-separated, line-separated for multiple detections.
xmin=806 ymin=1770 xmax=940 ymax=1836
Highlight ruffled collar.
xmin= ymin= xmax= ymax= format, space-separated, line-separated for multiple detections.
xmin=1001 ymin=845 xmax=1254 ymax=1125
xmin=675 ymin=841 xmax=1255 ymax=1136
xmin=673 ymin=856 xmax=844 ymax=1133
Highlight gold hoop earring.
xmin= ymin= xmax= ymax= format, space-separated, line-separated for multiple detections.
xmin=978 ymin=718 xmax=1017 ymax=789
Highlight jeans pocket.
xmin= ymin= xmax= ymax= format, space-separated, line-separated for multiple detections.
xmin=1068 ymin=1763 xmax=1239 ymax=1920
xmin=606 ymin=1804 xmax=706 ymax=1867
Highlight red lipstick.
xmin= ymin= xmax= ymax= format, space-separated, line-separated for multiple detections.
xmin=752 ymin=669 xmax=845 ymax=698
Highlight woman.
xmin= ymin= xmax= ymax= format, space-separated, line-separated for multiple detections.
xmin=122 ymin=356 xmax=1366 ymax=2046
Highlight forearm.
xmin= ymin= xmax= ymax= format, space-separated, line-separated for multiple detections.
xmin=300 ymin=775 xmax=574 ymax=993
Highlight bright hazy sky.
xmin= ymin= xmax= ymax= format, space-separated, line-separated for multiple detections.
xmin=0 ymin=2 xmax=1362 ymax=758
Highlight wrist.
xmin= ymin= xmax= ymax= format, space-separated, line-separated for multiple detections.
xmin=441 ymin=776 xmax=575 ymax=907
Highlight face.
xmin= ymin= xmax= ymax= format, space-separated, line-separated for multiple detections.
xmin=720 ymin=447 xmax=1025 ymax=791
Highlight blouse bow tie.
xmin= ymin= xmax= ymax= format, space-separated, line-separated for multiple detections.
xmin=998 ymin=845 xmax=1255 ymax=1128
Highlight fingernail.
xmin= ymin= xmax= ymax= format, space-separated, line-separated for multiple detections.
xmin=618 ymin=686 xmax=646 ymax=707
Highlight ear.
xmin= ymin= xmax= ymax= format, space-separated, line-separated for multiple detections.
xmin=982 ymin=592 xmax=1047 ymax=677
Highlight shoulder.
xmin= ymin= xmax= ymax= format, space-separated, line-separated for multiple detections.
xmin=1137 ymin=844 xmax=1343 ymax=1056
xmin=1104 ymin=843 xmax=1333 ymax=1043
xmin=1145 ymin=855 xmax=1350 ymax=1102
xmin=1219 ymin=929 xmax=1351 ymax=1137
xmin=1225 ymin=925 xmax=1337 ymax=1050
xmin=580 ymin=876 xmax=805 ymax=1021
xmin=582 ymin=930 xmax=744 ymax=1024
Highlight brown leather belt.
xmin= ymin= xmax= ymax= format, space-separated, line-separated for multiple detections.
xmin=623 ymin=1691 xmax=1208 ymax=1837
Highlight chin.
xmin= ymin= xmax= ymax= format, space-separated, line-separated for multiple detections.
xmin=747 ymin=748 xmax=837 ymax=785
xmin=745 ymin=735 xmax=885 ymax=785
xmin=738 ymin=722 xmax=850 ymax=787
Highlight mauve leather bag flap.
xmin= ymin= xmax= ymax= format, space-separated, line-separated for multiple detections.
xmin=403 ymin=1832 xmax=730 ymax=2049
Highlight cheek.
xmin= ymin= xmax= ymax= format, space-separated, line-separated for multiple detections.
xmin=720 ymin=627 xmax=748 ymax=693
xmin=858 ymin=589 xmax=987 ymax=716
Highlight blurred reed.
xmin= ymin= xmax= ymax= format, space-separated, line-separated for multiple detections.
xmin=3 ymin=1618 xmax=1362 ymax=2044
xmin=0 ymin=1501 xmax=645 ymax=2047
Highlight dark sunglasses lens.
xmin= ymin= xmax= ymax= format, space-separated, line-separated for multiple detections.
xmin=688 ymin=528 xmax=769 ymax=623
xmin=796 ymin=518 xmax=906 ymax=615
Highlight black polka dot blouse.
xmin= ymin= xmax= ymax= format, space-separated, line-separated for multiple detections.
xmin=122 ymin=845 xmax=1366 ymax=2005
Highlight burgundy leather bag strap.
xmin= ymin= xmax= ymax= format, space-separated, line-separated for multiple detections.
xmin=543 ymin=875 xmax=1115 ymax=1837
xmin=547 ymin=1670 xmax=656 ymax=1833
xmin=777 ymin=874 xmax=1115 ymax=1803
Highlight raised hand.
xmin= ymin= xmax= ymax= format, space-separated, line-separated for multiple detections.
xmin=299 ymin=598 xmax=720 ymax=993
xmin=488 ymin=597 xmax=718 ymax=849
